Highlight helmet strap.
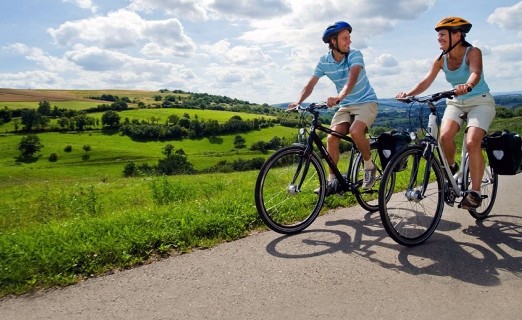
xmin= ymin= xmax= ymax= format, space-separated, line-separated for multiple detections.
xmin=332 ymin=36 xmax=348 ymax=56
xmin=437 ymin=33 xmax=462 ymax=61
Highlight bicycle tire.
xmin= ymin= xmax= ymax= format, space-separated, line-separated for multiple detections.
xmin=254 ymin=145 xmax=326 ymax=234
xmin=378 ymin=145 xmax=445 ymax=246
xmin=462 ymin=152 xmax=498 ymax=220
xmin=352 ymin=143 xmax=395 ymax=212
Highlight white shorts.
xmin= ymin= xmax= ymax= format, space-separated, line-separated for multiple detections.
xmin=443 ymin=93 xmax=496 ymax=132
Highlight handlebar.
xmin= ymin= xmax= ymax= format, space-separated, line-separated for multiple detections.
xmin=396 ymin=90 xmax=456 ymax=104
xmin=286 ymin=102 xmax=329 ymax=113
xmin=396 ymin=87 xmax=471 ymax=104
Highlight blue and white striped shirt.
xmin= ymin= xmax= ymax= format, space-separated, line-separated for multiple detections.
xmin=313 ymin=49 xmax=378 ymax=106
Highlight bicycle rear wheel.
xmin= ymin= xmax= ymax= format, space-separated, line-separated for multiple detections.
xmin=353 ymin=142 xmax=395 ymax=212
xmin=463 ymin=151 xmax=498 ymax=220
xmin=255 ymin=145 xmax=326 ymax=234
xmin=378 ymin=145 xmax=445 ymax=246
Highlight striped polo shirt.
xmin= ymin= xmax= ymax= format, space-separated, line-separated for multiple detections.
xmin=313 ymin=49 xmax=378 ymax=106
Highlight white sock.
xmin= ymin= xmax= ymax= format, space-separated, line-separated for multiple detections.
xmin=364 ymin=159 xmax=374 ymax=169
xmin=472 ymin=190 xmax=481 ymax=196
xmin=329 ymin=174 xmax=336 ymax=181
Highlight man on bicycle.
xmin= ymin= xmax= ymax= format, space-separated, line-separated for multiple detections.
xmin=396 ymin=16 xmax=496 ymax=209
xmin=289 ymin=21 xmax=379 ymax=195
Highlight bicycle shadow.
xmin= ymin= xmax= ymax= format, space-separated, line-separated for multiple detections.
xmin=265 ymin=211 xmax=520 ymax=287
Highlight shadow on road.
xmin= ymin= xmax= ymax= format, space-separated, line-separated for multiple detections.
xmin=265 ymin=211 xmax=521 ymax=287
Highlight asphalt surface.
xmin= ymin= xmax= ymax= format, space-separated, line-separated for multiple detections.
xmin=1 ymin=175 xmax=521 ymax=320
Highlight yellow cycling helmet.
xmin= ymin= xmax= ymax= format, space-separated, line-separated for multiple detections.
xmin=435 ymin=16 xmax=472 ymax=60
xmin=435 ymin=16 xmax=472 ymax=33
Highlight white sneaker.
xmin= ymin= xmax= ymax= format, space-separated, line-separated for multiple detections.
xmin=362 ymin=165 xmax=377 ymax=190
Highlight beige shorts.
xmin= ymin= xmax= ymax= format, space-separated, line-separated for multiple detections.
xmin=330 ymin=102 xmax=378 ymax=128
xmin=443 ymin=93 xmax=496 ymax=132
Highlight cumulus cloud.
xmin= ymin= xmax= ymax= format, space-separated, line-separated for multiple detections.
xmin=0 ymin=71 xmax=62 ymax=88
xmin=487 ymin=1 xmax=522 ymax=36
xmin=62 ymin=0 xmax=97 ymax=13
xmin=4 ymin=43 xmax=76 ymax=72
xmin=128 ymin=0 xmax=210 ymax=20
xmin=209 ymin=0 xmax=292 ymax=19
xmin=48 ymin=9 xmax=195 ymax=57
xmin=368 ymin=53 xmax=400 ymax=76
xmin=201 ymin=40 xmax=272 ymax=65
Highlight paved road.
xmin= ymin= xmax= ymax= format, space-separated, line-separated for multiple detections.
xmin=1 ymin=176 xmax=521 ymax=320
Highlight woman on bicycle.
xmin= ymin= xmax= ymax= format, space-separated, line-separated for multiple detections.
xmin=396 ymin=16 xmax=496 ymax=209
xmin=289 ymin=21 xmax=379 ymax=194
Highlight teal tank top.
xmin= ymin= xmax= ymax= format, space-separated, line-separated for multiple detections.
xmin=442 ymin=47 xmax=489 ymax=99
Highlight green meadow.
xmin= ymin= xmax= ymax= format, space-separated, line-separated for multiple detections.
xmin=2 ymin=89 xmax=519 ymax=297
xmin=0 ymin=89 xmax=325 ymax=297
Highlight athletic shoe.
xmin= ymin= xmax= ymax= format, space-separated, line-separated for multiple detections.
xmin=460 ymin=190 xmax=482 ymax=209
xmin=362 ymin=165 xmax=377 ymax=190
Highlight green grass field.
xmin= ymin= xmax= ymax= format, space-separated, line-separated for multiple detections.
xmin=2 ymin=88 xmax=520 ymax=298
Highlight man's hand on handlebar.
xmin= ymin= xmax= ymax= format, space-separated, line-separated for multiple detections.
xmin=326 ymin=96 xmax=341 ymax=107
xmin=288 ymin=102 xmax=299 ymax=110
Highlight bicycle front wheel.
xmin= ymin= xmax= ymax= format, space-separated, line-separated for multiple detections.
xmin=353 ymin=143 xmax=395 ymax=212
xmin=378 ymin=145 xmax=445 ymax=246
xmin=255 ymin=145 xmax=326 ymax=234
xmin=463 ymin=152 xmax=498 ymax=220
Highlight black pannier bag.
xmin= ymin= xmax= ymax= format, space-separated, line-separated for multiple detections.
xmin=484 ymin=130 xmax=522 ymax=175
xmin=377 ymin=130 xmax=412 ymax=170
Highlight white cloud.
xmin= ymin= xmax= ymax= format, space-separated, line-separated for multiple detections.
xmin=63 ymin=0 xmax=98 ymax=13
xmin=47 ymin=9 xmax=195 ymax=57
xmin=487 ymin=1 xmax=522 ymax=36
xmin=209 ymin=0 xmax=292 ymax=19
xmin=0 ymin=71 xmax=62 ymax=88
xmin=4 ymin=43 xmax=76 ymax=72
xmin=367 ymin=53 xmax=400 ymax=76
xmin=1 ymin=0 xmax=521 ymax=104
xmin=48 ymin=10 xmax=143 ymax=48
xmin=201 ymin=40 xmax=272 ymax=65
xmin=128 ymin=0 xmax=210 ymax=20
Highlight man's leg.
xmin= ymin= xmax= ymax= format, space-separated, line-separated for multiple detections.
xmin=327 ymin=122 xmax=350 ymax=177
xmin=349 ymin=120 xmax=371 ymax=162
xmin=350 ymin=120 xmax=376 ymax=189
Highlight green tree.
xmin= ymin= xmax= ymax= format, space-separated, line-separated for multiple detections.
xmin=18 ymin=134 xmax=43 ymax=160
xmin=101 ymin=110 xmax=121 ymax=128
xmin=234 ymin=135 xmax=246 ymax=149
xmin=37 ymin=100 xmax=51 ymax=116
xmin=20 ymin=109 xmax=39 ymax=131
xmin=162 ymin=144 xmax=174 ymax=157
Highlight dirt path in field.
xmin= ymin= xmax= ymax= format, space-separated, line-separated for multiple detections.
xmin=1 ymin=175 xmax=521 ymax=319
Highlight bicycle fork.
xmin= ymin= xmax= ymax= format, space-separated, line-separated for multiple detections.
xmin=405 ymin=142 xmax=435 ymax=202
xmin=287 ymin=146 xmax=316 ymax=194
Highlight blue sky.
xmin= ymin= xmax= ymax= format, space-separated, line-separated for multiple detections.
xmin=0 ymin=0 xmax=521 ymax=104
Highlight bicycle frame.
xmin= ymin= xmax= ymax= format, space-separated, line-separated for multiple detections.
xmin=417 ymin=99 xmax=469 ymax=200
xmin=295 ymin=104 xmax=372 ymax=194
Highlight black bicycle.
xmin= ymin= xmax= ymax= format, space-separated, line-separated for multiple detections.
xmin=255 ymin=103 xmax=395 ymax=234
xmin=378 ymin=90 xmax=498 ymax=246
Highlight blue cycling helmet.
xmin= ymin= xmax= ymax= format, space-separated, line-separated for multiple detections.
xmin=322 ymin=21 xmax=352 ymax=43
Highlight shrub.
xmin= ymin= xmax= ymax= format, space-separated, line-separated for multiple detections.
xmin=64 ymin=145 xmax=72 ymax=152
xmin=48 ymin=153 xmax=58 ymax=162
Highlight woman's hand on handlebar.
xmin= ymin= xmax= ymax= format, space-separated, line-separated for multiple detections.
xmin=454 ymin=83 xmax=472 ymax=96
